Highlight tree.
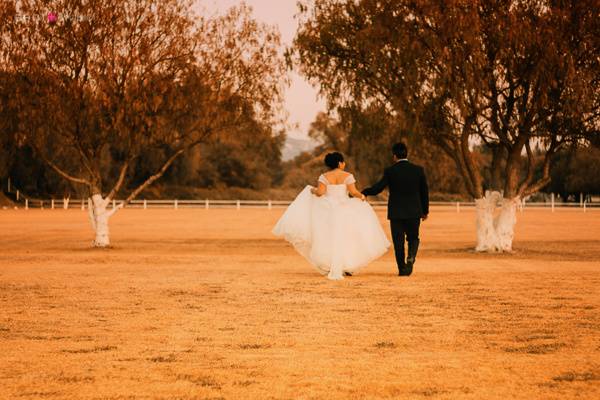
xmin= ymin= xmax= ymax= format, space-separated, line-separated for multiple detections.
xmin=548 ymin=145 xmax=600 ymax=200
xmin=1 ymin=0 xmax=286 ymax=246
xmin=186 ymin=120 xmax=285 ymax=190
xmin=0 ymin=73 xmax=18 ymax=182
xmin=291 ymin=0 xmax=599 ymax=251
xmin=308 ymin=111 xmax=348 ymax=151
xmin=563 ymin=147 xmax=600 ymax=195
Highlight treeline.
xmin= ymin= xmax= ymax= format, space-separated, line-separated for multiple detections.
xmin=4 ymin=107 xmax=598 ymax=202
xmin=1 ymin=0 xmax=598 ymax=205
xmin=3 ymin=126 xmax=286 ymax=199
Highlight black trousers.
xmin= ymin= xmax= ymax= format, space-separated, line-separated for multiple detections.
xmin=390 ymin=218 xmax=421 ymax=269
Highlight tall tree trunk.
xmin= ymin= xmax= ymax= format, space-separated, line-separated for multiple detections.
xmin=490 ymin=144 xmax=505 ymax=191
xmin=475 ymin=191 xmax=518 ymax=252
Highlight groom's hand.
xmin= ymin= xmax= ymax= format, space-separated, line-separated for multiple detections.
xmin=421 ymin=214 xmax=428 ymax=221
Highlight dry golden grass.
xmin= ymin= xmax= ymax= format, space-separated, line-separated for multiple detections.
xmin=0 ymin=207 xmax=599 ymax=399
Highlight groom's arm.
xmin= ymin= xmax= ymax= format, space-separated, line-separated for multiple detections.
xmin=361 ymin=169 xmax=389 ymax=197
xmin=420 ymin=167 xmax=429 ymax=217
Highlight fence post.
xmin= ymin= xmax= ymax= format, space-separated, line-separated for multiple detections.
xmin=456 ymin=202 xmax=460 ymax=213
xmin=580 ymin=193 xmax=584 ymax=208
xmin=112 ymin=199 xmax=115 ymax=209
xmin=174 ymin=199 xmax=178 ymax=210
xmin=51 ymin=199 xmax=55 ymax=209
xmin=268 ymin=200 xmax=272 ymax=210
xmin=25 ymin=199 xmax=28 ymax=210
xmin=7 ymin=177 xmax=10 ymax=192
xmin=583 ymin=201 xmax=587 ymax=213
xmin=205 ymin=199 xmax=209 ymax=210
xmin=551 ymin=193 xmax=555 ymax=212
xmin=143 ymin=199 xmax=147 ymax=210
xmin=81 ymin=199 xmax=85 ymax=211
xmin=236 ymin=200 xmax=240 ymax=211
xmin=16 ymin=190 xmax=19 ymax=201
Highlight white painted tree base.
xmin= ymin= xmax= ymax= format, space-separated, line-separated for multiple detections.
xmin=475 ymin=191 xmax=518 ymax=253
xmin=88 ymin=194 xmax=121 ymax=247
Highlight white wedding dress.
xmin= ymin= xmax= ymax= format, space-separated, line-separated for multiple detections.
xmin=272 ymin=173 xmax=391 ymax=280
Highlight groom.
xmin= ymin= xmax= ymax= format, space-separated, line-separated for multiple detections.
xmin=362 ymin=142 xmax=429 ymax=276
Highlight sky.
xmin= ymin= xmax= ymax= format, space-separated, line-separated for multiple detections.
xmin=194 ymin=0 xmax=326 ymax=140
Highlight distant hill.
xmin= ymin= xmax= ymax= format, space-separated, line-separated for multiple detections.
xmin=282 ymin=136 xmax=318 ymax=161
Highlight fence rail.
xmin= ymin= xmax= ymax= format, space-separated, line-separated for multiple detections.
xmin=2 ymin=197 xmax=599 ymax=212
xmin=2 ymin=178 xmax=598 ymax=212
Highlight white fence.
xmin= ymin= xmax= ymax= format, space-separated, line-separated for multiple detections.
xmin=3 ymin=178 xmax=598 ymax=212
xmin=5 ymin=197 xmax=599 ymax=212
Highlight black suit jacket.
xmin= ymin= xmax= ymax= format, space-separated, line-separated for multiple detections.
xmin=362 ymin=160 xmax=429 ymax=220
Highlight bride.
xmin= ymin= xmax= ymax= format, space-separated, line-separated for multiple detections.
xmin=272 ymin=152 xmax=390 ymax=280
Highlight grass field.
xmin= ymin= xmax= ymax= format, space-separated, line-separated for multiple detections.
xmin=0 ymin=207 xmax=599 ymax=399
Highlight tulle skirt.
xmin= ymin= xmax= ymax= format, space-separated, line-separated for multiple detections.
xmin=272 ymin=186 xmax=391 ymax=280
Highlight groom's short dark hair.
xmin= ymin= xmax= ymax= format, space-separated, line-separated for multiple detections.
xmin=392 ymin=142 xmax=408 ymax=159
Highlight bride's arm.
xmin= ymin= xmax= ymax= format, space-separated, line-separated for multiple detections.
xmin=311 ymin=182 xmax=327 ymax=196
xmin=347 ymin=183 xmax=366 ymax=201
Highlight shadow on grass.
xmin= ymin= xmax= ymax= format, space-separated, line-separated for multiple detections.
xmin=61 ymin=345 xmax=116 ymax=354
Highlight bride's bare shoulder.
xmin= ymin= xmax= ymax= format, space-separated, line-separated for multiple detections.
xmin=322 ymin=170 xmax=353 ymax=184
xmin=318 ymin=173 xmax=329 ymax=184
xmin=322 ymin=170 xmax=336 ymax=180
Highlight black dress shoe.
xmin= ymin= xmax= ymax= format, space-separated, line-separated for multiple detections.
xmin=343 ymin=271 xmax=353 ymax=277
xmin=405 ymin=259 xmax=414 ymax=276
xmin=405 ymin=240 xmax=419 ymax=276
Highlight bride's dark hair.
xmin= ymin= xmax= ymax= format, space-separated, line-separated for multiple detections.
xmin=324 ymin=152 xmax=344 ymax=169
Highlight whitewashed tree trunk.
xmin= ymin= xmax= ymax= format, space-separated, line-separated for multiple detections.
xmin=87 ymin=194 xmax=121 ymax=247
xmin=475 ymin=191 xmax=500 ymax=252
xmin=495 ymin=198 xmax=518 ymax=251
xmin=475 ymin=191 xmax=519 ymax=252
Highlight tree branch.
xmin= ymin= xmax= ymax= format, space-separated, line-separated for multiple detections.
xmin=121 ymin=148 xmax=185 ymax=207
xmin=106 ymin=161 xmax=129 ymax=201
xmin=516 ymin=139 xmax=535 ymax=196
xmin=522 ymin=176 xmax=551 ymax=198
xmin=503 ymin=132 xmax=529 ymax=198
xmin=520 ymin=137 xmax=560 ymax=198
xmin=490 ymin=143 xmax=505 ymax=191
xmin=459 ymin=116 xmax=482 ymax=198
xmin=35 ymin=146 xmax=91 ymax=186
